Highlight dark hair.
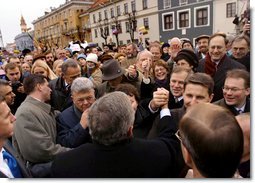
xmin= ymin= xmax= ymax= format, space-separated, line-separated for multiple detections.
xmin=115 ymin=83 xmax=140 ymax=102
xmin=23 ymin=74 xmax=47 ymax=94
xmin=184 ymin=73 xmax=214 ymax=95
xmin=179 ymin=103 xmax=243 ymax=177
xmin=226 ymin=69 xmax=250 ymax=88
xmin=182 ymin=40 xmax=194 ymax=48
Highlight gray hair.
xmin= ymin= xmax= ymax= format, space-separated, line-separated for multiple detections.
xmin=71 ymin=77 xmax=94 ymax=93
xmin=61 ymin=59 xmax=80 ymax=75
xmin=136 ymin=49 xmax=153 ymax=61
xmin=87 ymin=91 xmax=135 ymax=145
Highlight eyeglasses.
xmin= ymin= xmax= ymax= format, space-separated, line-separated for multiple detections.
xmin=175 ymin=130 xmax=182 ymax=142
xmin=222 ymin=86 xmax=246 ymax=93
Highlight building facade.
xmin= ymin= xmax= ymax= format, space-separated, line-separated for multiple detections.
xmin=32 ymin=0 xmax=94 ymax=49
xmin=158 ymin=0 xmax=249 ymax=44
xmin=14 ymin=32 xmax=34 ymax=52
xmin=158 ymin=0 xmax=213 ymax=44
xmin=213 ymin=0 xmax=249 ymax=35
xmin=15 ymin=15 xmax=34 ymax=51
xmin=89 ymin=0 xmax=159 ymax=48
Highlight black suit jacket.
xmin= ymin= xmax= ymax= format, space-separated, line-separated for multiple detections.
xmin=213 ymin=98 xmax=250 ymax=116
xmin=51 ymin=116 xmax=182 ymax=178
xmin=197 ymin=55 xmax=246 ymax=102
xmin=0 ymin=140 xmax=32 ymax=178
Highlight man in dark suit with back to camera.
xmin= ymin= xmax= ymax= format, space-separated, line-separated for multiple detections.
xmin=51 ymin=91 xmax=182 ymax=178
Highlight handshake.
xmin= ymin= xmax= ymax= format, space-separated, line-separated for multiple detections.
xmin=150 ymin=87 xmax=169 ymax=111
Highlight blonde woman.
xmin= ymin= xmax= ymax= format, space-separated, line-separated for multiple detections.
xmin=53 ymin=59 xmax=64 ymax=77
xmin=32 ymin=59 xmax=58 ymax=81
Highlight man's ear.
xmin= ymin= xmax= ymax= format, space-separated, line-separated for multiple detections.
xmin=182 ymin=145 xmax=193 ymax=168
xmin=37 ymin=83 xmax=43 ymax=91
xmin=209 ymin=93 xmax=214 ymax=103
xmin=127 ymin=125 xmax=133 ymax=137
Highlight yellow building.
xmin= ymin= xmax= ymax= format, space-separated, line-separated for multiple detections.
xmin=32 ymin=0 xmax=94 ymax=49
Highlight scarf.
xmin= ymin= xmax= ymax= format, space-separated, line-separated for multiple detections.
xmin=204 ymin=53 xmax=226 ymax=77
xmin=154 ymin=78 xmax=168 ymax=88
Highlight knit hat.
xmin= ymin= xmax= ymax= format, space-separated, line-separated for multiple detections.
xmin=86 ymin=53 xmax=98 ymax=64
xmin=174 ymin=49 xmax=199 ymax=68
xmin=101 ymin=59 xmax=124 ymax=81
xmin=77 ymin=54 xmax=86 ymax=60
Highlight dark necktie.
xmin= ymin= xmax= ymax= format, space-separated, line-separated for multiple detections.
xmin=238 ymin=109 xmax=243 ymax=114
xmin=2 ymin=150 xmax=22 ymax=178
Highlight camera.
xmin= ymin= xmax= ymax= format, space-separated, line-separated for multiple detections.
xmin=11 ymin=81 xmax=22 ymax=91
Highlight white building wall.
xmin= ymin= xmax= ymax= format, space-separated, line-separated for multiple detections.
xmin=213 ymin=0 xmax=248 ymax=35
xmin=90 ymin=0 xmax=159 ymax=47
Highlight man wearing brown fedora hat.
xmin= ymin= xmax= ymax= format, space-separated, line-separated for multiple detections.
xmin=96 ymin=59 xmax=140 ymax=98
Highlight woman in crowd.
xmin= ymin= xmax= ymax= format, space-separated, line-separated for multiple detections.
xmin=140 ymin=59 xmax=170 ymax=99
xmin=83 ymin=53 xmax=102 ymax=87
xmin=174 ymin=49 xmax=199 ymax=72
xmin=31 ymin=60 xmax=58 ymax=81
xmin=52 ymin=59 xmax=64 ymax=77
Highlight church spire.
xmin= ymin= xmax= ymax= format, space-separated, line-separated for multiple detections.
xmin=0 ymin=29 xmax=4 ymax=48
xmin=20 ymin=15 xmax=27 ymax=32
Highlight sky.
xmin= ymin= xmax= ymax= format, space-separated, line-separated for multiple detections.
xmin=0 ymin=0 xmax=66 ymax=46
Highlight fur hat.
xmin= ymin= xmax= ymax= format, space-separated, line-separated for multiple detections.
xmin=161 ymin=42 xmax=170 ymax=49
xmin=174 ymin=49 xmax=199 ymax=68
xmin=86 ymin=53 xmax=98 ymax=64
xmin=101 ymin=59 xmax=124 ymax=81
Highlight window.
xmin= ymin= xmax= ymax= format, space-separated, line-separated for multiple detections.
xmin=117 ymin=5 xmax=121 ymax=16
xmin=179 ymin=11 xmax=189 ymax=28
xmin=131 ymin=1 xmax=136 ymax=12
xmin=124 ymin=3 xmax=128 ymax=14
xmin=163 ymin=13 xmax=174 ymax=30
xmin=164 ymin=0 xmax=171 ymax=9
xmin=104 ymin=26 xmax=109 ymax=36
xmin=98 ymin=12 xmax=102 ymax=21
xmin=94 ymin=29 xmax=98 ymax=38
xmin=143 ymin=0 xmax=148 ymax=9
xmin=144 ymin=18 xmax=149 ymax=29
xmin=226 ymin=2 xmax=236 ymax=18
xmin=180 ymin=0 xmax=188 ymax=6
xmin=104 ymin=10 xmax=108 ymax=20
xmin=125 ymin=22 xmax=130 ymax=32
xmin=195 ymin=6 xmax=209 ymax=26
xmin=110 ymin=8 xmax=114 ymax=18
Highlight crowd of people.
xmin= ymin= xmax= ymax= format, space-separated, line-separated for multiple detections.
xmin=0 ymin=22 xmax=250 ymax=178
